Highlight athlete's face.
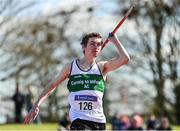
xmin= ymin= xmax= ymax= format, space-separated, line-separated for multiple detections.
xmin=83 ymin=37 xmax=102 ymax=57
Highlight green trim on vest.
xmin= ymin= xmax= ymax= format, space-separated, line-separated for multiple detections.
xmin=67 ymin=74 xmax=105 ymax=92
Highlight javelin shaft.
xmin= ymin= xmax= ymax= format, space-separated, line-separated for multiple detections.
xmin=102 ymin=5 xmax=134 ymax=49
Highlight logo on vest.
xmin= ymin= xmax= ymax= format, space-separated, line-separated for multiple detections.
xmin=84 ymin=84 xmax=89 ymax=88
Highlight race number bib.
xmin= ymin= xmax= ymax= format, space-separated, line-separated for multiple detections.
xmin=74 ymin=95 xmax=97 ymax=111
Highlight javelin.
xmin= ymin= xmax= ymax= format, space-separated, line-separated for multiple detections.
xmin=101 ymin=5 xmax=135 ymax=49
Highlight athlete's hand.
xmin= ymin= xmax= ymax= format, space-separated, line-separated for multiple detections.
xmin=107 ymin=32 xmax=119 ymax=44
xmin=24 ymin=105 xmax=39 ymax=124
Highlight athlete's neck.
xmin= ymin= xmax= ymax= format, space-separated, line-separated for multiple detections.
xmin=79 ymin=57 xmax=96 ymax=68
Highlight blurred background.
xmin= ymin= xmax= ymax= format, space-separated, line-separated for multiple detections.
xmin=0 ymin=0 xmax=179 ymax=129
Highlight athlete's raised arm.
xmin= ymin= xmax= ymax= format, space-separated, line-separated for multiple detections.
xmin=101 ymin=33 xmax=130 ymax=75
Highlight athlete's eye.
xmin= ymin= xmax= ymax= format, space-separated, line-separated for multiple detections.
xmin=90 ymin=42 xmax=101 ymax=47
xmin=96 ymin=42 xmax=101 ymax=47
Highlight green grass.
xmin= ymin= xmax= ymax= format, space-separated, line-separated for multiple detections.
xmin=172 ymin=125 xmax=180 ymax=130
xmin=0 ymin=123 xmax=111 ymax=130
xmin=0 ymin=123 xmax=59 ymax=130
xmin=0 ymin=123 xmax=179 ymax=130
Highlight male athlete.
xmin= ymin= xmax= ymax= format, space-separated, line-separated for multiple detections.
xmin=24 ymin=32 xmax=130 ymax=130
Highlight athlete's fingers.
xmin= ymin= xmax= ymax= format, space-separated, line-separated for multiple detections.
xmin=24 ymin=107 xmax=39 ymax=124
xmin=107 ymin=33 xmax=118 ymax=44
xmin=24 ymin=111 xmax=34 ymax=124
xmin=24 ymin=112 xmax=33 ymax=124
xmin=24 ymin=113 xmax=29 ymax=124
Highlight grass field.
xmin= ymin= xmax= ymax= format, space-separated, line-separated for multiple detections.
xmin=0 ymin=123 xmax=179 ymax=130
xmin=0 ymin=123 xmax=59 ymax=130
xmin=0 ymin=123 xmax=112 ymax=130
xmin=172 ymin=125 xmax=180 ymax=130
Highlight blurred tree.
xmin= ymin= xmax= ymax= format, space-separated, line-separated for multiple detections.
xmin=0 ymin=9 xmax=80 ymax=120
xmin=0 ymin=0 xmax=36 ymax=47
xmin=117 ymin=0 xmax=179 ymax=124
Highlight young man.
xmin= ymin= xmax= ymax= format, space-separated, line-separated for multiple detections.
xmin=24 ymin=32 xmax=130 ymax=130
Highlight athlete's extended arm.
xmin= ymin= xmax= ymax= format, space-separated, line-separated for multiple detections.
xmin=102 ymin=33 xmax=130 ymax=74
xmin=24 ymin=63 xmax=71 ymax=124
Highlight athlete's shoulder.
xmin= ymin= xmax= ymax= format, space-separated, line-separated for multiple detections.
xmin=64 ymin=59 xmax=76 ymax=67
xmin=59 ymin=61 xmax=72 ymax=74
xmin=96 ymin=61 xmax=107 ymax=72
xmin=63 ymin=59 xmax=78 ymax=74
xmin=63 ymin=62 xmax=72 ymax=70
xmin=96 ymin=60 xmax=107 ymax=67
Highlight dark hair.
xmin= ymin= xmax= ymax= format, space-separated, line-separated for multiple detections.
xmin=80 ymin=32 xmax=103 ymax=47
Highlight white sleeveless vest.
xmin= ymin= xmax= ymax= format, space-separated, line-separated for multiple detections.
xmin=67 ymin=59 xmax=106 ymax=123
